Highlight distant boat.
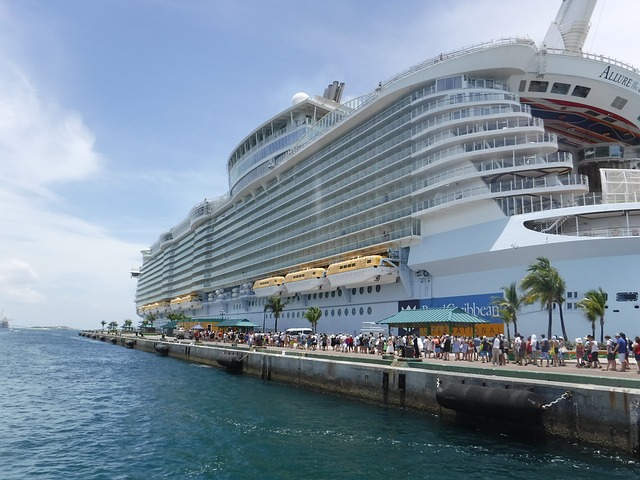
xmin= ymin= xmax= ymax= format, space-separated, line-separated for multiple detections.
xmin=0 ymin=317 xmax=9 ymax=329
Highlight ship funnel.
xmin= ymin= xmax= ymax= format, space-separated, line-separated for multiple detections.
xmin=323 ymin=81 xmax=345 ymax=103
xmin=542 ymin=0 xmax=597 ymax=52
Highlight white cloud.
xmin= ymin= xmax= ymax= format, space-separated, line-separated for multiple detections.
xmin=0 ymin=258 xmax=45 ymax=304
xmin=0 ymin=59 xmax=101 ymax=196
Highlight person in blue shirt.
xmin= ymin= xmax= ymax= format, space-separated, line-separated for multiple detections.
xmin=614 ymin=333 xmax=629 ymax=371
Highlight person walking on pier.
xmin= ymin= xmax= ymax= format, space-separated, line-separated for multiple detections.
xmin=530 ymin=334 xmax=539 ymax=366
xmin=605 ymin=335 xmax=617 ymax=371
xmin=614 ymin=333 xmax=629 ymax=372
xmin=539 ymin=334 xmax=550 ymax=367
xmin=491 ymin=335 xmax=501 ymax=366
xmin=632 ymin=336 xmax=640 ymax=374
xmin=575 ymin=338 xmax=585 ymax=367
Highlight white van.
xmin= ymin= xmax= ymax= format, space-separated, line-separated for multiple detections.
xmin=285 ymin=328 xmax=313 ymax=336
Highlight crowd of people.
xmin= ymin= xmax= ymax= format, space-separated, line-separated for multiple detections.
xmin=172 ymin=327 xmax=640 ymax=373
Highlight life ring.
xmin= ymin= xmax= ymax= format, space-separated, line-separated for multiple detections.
xmin=612 ymin=229 xmax=620 ymax=236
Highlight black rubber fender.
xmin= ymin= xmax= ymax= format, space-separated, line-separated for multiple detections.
xmin=436 ymin=381 xmax=542 ymax=423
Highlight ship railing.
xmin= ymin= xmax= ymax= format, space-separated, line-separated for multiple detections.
xmin=580 ymin=227 xmax=640 ymax=238
xmin=489 ymin=173 xmax=588 ymax=194
xmin=414 ymin=176 xmax=590 ymax=215
xmin=412 ymin=117 xmax=545 ymax=153
xmin=383 ymin=37 xmax=536 ymax=89
xmin=412 ymin=104 xmax=532 ymax=134
xmin=498 ymin=192 xmax=605 ymax=216
xmin=544 ymin=48 xmax=640 ymax=76
xmin=603 ymin=192 xmax=640 ymax=204
xmin=280 ymin=91 xmax=379 ymax=165
xmin=412 ymin=132 xmax=557 ymax=170
xmin=414 ymin=152 xmax=573 ymax=191
xmin=412 ymin=92 xmax=521 ymax=119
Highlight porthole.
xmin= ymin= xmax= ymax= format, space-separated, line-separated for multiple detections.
xmin=324 ymin=310 xmax=329 ymax=317
xmin=359 ymin=287 xmax=364 ymax=295
xmin=367 ymin=286 xmax=372 ymax=294
xmin=352 ymin=308 xmax=356 ymax=316
xmin=352 ymin=288 xmax=357 ymax=295
xmin=344 ymin=308 xmax=349 ymax=316
xmin=331 ymin=309 xmax=335 ymax=317
xmin=331 ymin=291 xmax=336 ymax=298
xmin=337 ymin=289 xmax=342 ymax=297
xmin=376 ymin=285 xmax=381 ymax=293
xmin=359 ymin=307 xmax=364 ymax=315
xmin=367 ymin=306 xmax=372 ymax=315
xmin=338 ymin=309 xmax=342 ymax=317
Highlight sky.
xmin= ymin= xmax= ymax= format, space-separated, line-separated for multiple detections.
xmin=1 ymin=0 xmax=639 ymax=330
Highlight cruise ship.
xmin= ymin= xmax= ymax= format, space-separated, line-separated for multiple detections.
xmin=133 ymin=0 xmax=640 ymax=338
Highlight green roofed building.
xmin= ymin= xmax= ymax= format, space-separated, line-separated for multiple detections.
xmin=378 ymin=307 xmax=494 ymax=337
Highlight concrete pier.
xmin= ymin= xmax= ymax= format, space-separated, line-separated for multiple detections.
xmin=82 ymin=332 xmax=640 ymax=457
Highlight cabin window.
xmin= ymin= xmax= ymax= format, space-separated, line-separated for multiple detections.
xmin=359 ymin=307 xmax=364 ymax=315
xmin=528 ymin=81 xmax=548 ymax=92
xmin=518 ymin=80 xmax=526 ymax=92
xmin=611 ymin=96 xmax=628 ymax=110
xmin=571 ymin=85 xmax=590 ymax=98
xmin=367 ymin=307 xmax=373 ymax=315
xmin=436 ymin=76 xmax=463 ymax=92
xmin=551 ymin=82 xmax=570 ymax=94
xmin=616 ymin=292 xmax=638 ymax=302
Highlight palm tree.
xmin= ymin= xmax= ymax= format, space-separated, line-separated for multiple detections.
xmin=491 ymin=282 xmax=523 ymax=339
xmin=166 ymin=312 xmax=190 ymax=326
xmin=303 ymin=306 xmax=322 ymax=333
xmin=101 ymin=320 xmax=107 ymax=331
xmin=577 ymin=288 xmax=607 ymax=342
xmin=550 ymin=270 xmax=569 ymax=341
xmin=108 ymin=321 xmax=118 ymax=333
xmin=145 ymin=313 xmax=157 ymax=331
xmin=521 ymin=257 xmax=558 ymax=339
xmin=123 ymin=319 xmax=133 ymax=331
xmin=139 ymin=319 xmax=149 ymax=332
xmin=264 ymin=296 xmax=287 ymax=332
xmin=495 ymin=306 xmax=514 ymax=341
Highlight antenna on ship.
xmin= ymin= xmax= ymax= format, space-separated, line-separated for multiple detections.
xmin=542 ymin=0 xmax=597 ymax=52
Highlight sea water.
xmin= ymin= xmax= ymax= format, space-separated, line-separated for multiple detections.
xmin=1 ymin=328 xmax=639 ymax=479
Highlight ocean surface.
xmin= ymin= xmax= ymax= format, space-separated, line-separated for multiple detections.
xmin=1 ymin=328 xmax=639 ymax=479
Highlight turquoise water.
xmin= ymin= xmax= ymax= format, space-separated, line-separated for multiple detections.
xmin=1 ymin=328 xmax=639 ymax=479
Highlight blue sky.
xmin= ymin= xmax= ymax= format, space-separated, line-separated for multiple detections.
xmin=1 ymin=0 xmax=638 ymax=329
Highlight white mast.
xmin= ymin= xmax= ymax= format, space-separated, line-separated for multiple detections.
xmin=542 ymin=0 xmax=597 ymax=52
